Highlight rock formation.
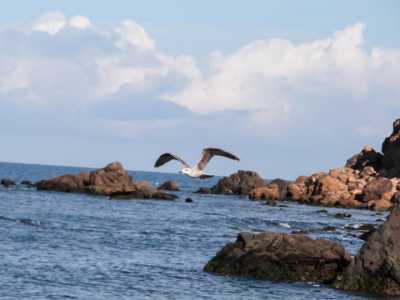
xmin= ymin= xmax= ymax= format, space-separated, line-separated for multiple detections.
xmin=334 ymin=207 xmax=400 ymax=296
xmin=208 ymin=170 xmax=266 ymax=196
xmin=36 ymin=162 xmax=176 ymax=200
xmin=204 ymin=231 xmax=351 ymax=283
xmin=382 ymin=119 xmax=400 ymax=178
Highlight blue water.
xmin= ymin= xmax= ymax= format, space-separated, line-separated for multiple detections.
xmin=0 ymin=162 xmax=387 ymax=299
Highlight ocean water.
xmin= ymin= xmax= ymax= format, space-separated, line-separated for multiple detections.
xmin=0 ymin=162 xmax=387 ymax=300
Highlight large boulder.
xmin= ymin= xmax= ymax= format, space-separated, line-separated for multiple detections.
xmin=249 ymin=178 xmax=289 ymax=201
xmin=334 ymin=207 xmax=400 ymax=296
xmin=210 ymin=170 xmax=266 ymax=195
xmin=382 ymin=119 xmax=400 ymax=178
xmin=346 ymin=145 xmax=384 ymax=172
xmin=204 ymin=232 xmax=351 ymax=283
xmin=36 ymin=162 xmax=176 ymax=200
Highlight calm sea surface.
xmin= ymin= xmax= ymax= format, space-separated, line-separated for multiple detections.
xmin=0 ymin=162 xmax=386 ymax=299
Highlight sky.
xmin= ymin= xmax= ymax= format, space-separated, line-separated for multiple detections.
xmin=0 ymin=1 xmax=399 ymax=179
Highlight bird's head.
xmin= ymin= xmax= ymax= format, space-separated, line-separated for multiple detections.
xmin=180 ymin=168 xmax=191 ymax=175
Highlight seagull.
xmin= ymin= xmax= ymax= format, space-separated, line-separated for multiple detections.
xmin=154 ymin=148 xmax=240 ymax=179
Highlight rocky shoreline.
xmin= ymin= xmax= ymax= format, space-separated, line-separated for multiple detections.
xmin=205 ymin=207 xmax=400 ymax=296
xmin=35 ymin=162 xmax=177 ymax=200
xmin=198 ymin=118 xmax=400 ymax=211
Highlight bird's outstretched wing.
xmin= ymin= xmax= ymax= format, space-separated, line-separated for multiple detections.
xmin=195 ymin=148 xmax=239 ymax=171
xmin=154 ymin=153 xmax=190 ymax=168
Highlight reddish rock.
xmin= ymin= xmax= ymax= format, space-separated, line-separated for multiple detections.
xmin=249 ymin=184 xmax=280 ymax=201
xmin=210 ymin=170 xmax=266 ymax=195
xmin=36 ymin=162 xmax=176 ymax=200
xmin=334 ymin=208 xmax=400 ymax=296
xmin=204 ymin=231 xmax=351 ymax=283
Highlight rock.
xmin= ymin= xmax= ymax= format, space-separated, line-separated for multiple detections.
xmin=204 ymin=231 xmax=351 ymax=283
xmin=334 ymin=208 xmax=400 ymax=296
xmin=158 ymin=180 xmax=179 ymax=191
xmin=346 ymin=145 xmax=384 ymax=172
xmin=210 ymin=170 xmax=266 ymax=195
xmin=1 ymin=179 xmax=15 ymax=187
xmin=249 ymin=184 xmax=280 ymax=201
xmin=382 ymin=119 xmax=400 ymax=178
xmin=249 ymin=178 xmax=289 ymax=201
xmin=286 ymin=166 xmax=397 ymax=210
xmin=21 ymin=180 xmax=34 ymax=187
xmin=195 ymin=187 xmax=211 ymax=194
xmin=36 ymin=162 xmax=175 ymax=200
xmin=333 ymin=213 xmax=352 ymax=219
xmin=185 ymin=197 xmax=193 ymax=203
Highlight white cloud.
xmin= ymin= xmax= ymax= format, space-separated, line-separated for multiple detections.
xmin=167 ymin=23 xmax=400 ymax=117
xmin=33 ymin=11 xmax=66 ymax=35
xmin=69 ymin=15 xmax=92 ymax=30
xmin=114 ymin=20 xmax=155 ymax=50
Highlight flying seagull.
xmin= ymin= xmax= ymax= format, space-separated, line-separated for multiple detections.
xmin=154 ymin=148 xmax=240 ymax=178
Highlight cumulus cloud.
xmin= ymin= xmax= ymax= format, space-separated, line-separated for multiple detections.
xmin=167 ymin=22 xmax=400 ymax=121
xmin=69 ymin=15 xmax=92 ymax=30
xmin=114 ymin=20 xmax=155 ymax=50
xmin=33 ymin=11 xmax=66 ymax=35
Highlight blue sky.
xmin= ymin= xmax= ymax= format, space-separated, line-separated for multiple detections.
xmin=0 ymin=1 xmax=399 ymax=178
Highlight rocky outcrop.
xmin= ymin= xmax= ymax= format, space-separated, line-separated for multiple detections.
xmin=346 ymin=145 xmax=384 ymax=172
xmin=36 ymin=162 xmax=176 ymax=200
xmin=204 ymin=232 xmax=351 ymax=283
xmin=158 ymin=180 xmax=179 ymax=191
xmin=1 ymin=179 xmax=15 ymax=187
xmin=210 ymin=170 xmax=266 ymax=196
xmin=382 ymin=119 xmax=400 ymax=178
xmin=286 ymin=167 xmax=399 ymax=210
xmin=334 ymin=207 xmax=400 ymax=296
xmin=249 ymin=178 xmax=289 ymax=201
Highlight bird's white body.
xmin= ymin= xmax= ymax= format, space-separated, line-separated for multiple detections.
xmin=181 ymin=167 xmax=205 ymax=178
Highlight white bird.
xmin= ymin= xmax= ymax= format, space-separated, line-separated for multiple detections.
xmin=154 ymin=148 xmax=240 ymax=179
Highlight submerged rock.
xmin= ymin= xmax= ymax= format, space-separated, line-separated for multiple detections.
xmin=1 ymin=179 xmax=15 ymax=187
xmin=158 ymin=180 xmax=179 ymax=191
xmin=195 ymin=187 xmax=212 ymax=194
xmin=204 ymin=231 xmax=351 ymax=283
xmin=36 ymin=162 xmax=176 ymax=200
xmin=21 ymin=180 xmax=34 ymax=187
xmin=210 ymin=170 xmax=266 ymax=195
xmin=334 ymin=208 xmax=400 ymax=296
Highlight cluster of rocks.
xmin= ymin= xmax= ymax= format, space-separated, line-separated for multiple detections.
xmin=205 ymin=207 xmax=400 ymax=296
xmin=36 ymin=162 xmax=176 ymax=200
xmin=1 ymin=179 xmax=34 ymax=188
xmin=200 ymin=118 xmax=400 ymax=211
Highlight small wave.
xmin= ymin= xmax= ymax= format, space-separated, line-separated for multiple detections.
xmin=0 ymin=215 xmax=41 ymax=226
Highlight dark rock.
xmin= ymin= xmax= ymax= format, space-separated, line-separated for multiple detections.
xmin=333 ymin=213 xmax=352 ymax=219
xmin=210 ymin=170 xmax=266 ymax=195
xmin=382 ymin=119 xmax=400 ymax=178
xmin=158 ymin=180 xmax=179 ymax=191
xmin=334 ymin=208 xmax=400 ymax=296
xmin=265 ymin=198 xmax=277 ymax=206
xmin=204 ymin=231 xmax=351 ymax=283
xmin=36 ymin=162 xmax=175 ymax=200
xmin=346 ymin=145 xmax=384 ymax=172
xmin=195 ymin=187 xmax=211 ymax=194
xmin=21 ymin=180 xmax=34 ymax=187
xmin=185 ymin=197 xmax=193 ymax=203
xmin=1 ymin=179 xmax=15 ymax=187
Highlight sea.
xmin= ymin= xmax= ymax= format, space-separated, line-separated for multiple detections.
xmin=0 ymin=162 xmax=388 ymax=299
